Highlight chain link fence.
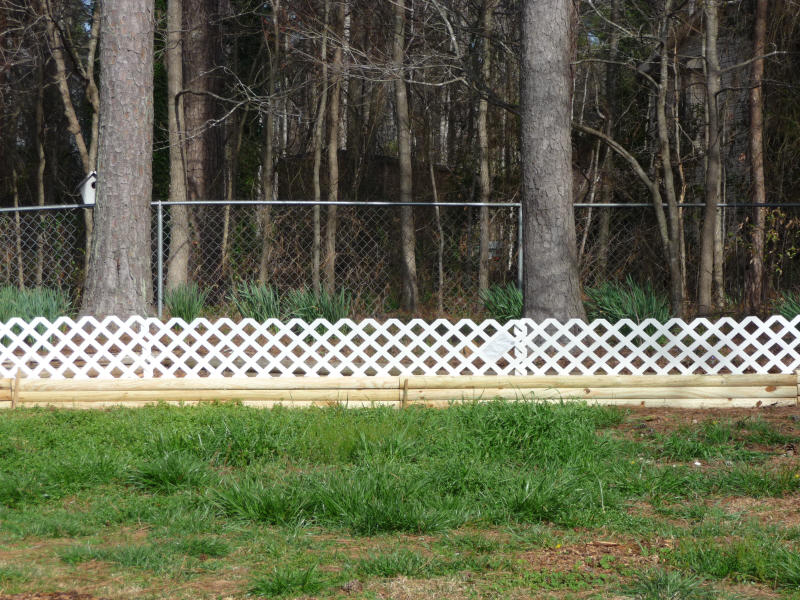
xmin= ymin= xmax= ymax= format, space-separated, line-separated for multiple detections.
xmin=0 ymin=202 xmax=521 ymax=317
xmin=156 ymin=201 xmax=521 ymax=316
xmin=575 ymin=203 xmax=800 ymax=306
xmin=2 ymin=201 xmax=799 ymax=317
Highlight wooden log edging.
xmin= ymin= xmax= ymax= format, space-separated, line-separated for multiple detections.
xmin=1 ymin=374 xmax=799 ymax=410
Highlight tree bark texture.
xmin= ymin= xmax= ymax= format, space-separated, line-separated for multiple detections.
xmin=596 ymin=0 xmax=621 ymax=280
xmin=258 ymin=4 xmax=279 ymax=285
xmin=36 ymin=61 xmax=46 ymax=287
xmin=12 ymin=168 xmax=24 ymax=289
xmin=744 ymin=0 xmax=768 ymax=313
xmin=165 ymin=0 xmax=190 ymax=292
xmin=182 ymin=0 xmax=221 ymax=286
xmin=312 ymin=6 xmax=329 ymax=294
xmin=655 ymin=1 xmax=685 ymax=316
xmin=520 ymin=0 xmax=584 ymax=321
xmin=81 ymin=0 xmax=154 ymax=316
xmin=698 ymin=0 xmax=722 ymax=316
xmin=477 ymin=0 xmax=497 ymax=292
xmin=324 ymin=1 xmax=344 ymax=295
xmin=394 ymin=0 xmax=418 ymax=312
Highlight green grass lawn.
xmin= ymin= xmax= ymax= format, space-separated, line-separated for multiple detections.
xmin=0 ymin=401 xmax=799 ymax=599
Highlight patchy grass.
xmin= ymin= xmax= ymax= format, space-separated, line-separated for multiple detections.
xmin=0 ymin=402 xmax=798 ymax=599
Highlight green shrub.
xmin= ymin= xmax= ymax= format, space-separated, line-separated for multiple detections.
xmin=777 ymin=292 xmax=800 ymax=320
xmin=584 ymin=277 xmax=670 ymax=324
xmin=285 ymin=287 xmax=352 ymax=322
xmin=165 ymin=283 xmax=207 ymax=322
xmin=480 ymin=283 xmax=522 ymax=322
xmin=0 ymin=286 xmax=72 ymax=322
xmin=230 ymin=282 xmax=282 ymax=321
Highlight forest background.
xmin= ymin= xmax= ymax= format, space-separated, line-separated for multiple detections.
xmin=1 ymin=0 xmax=799 ymax=320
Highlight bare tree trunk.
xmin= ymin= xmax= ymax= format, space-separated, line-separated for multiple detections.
xmin=578 ymin=139 xmax=602 ymax=264
xmin=698 ymin=0 xmax=722 ymax=316
xmin=81 ymin=0 xmax=154 ymax=316
xmin=11 ymin=167 xmax=23 ymax=289
xmin=520 ymin=0 xmax=584 ymax=321
xmin=394 ymin=0 xmax=418 ymax=311
xmin=339 ymin=1 xmax=350 ymax=151
xmin=477 ymin=0 xmax=497 ymax=292
xmin=324 ymin=2 xmax=344 ymax=295
xmin=312 ymin=0 xmax=329 ymax=294
xmin=744 ymin=0 xmax=768 ymax=313
xmin=165 ymin=0 xmax=189 ymax=291
xmin=35 ymin=62 xmax=46 ymax=287
xmin=41 ymin=0 xmax=100 ymax=278
xmin=220 ymin=107 xmax=248 ymax=278
xmin=257 ymin=119 xmax=274 ymax=283
xmin=258 ymin=109 xmax=274 ymax=284
xmin=596 ymin=208 xmax=610 ymax=277
xmin=428 ymin=127 xmax=444 ymax=315
xmin=672 ymin=38 xmax=688 ymax=298
xmin=596 ymin=0 xmax=621 ymax=280
xmin=258 ymin=1 xmax=282 ymax=285
xmin=182 ymin=0 xmax=221 ymax=287
xmin=655 ymin=0 xmax=685 ymax=316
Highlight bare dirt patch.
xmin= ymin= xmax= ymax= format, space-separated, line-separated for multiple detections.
xmin=616 ymin=405 xmax=800 ymax=438
xmin=714 ymin=494 xmax=800 ymax=528
xmin=0 ymin=594 xmax=102 ymax=600
xmin=371 ymin=575 xmax=472 ymax=600
xmin=517 ymin=538 xmax=663 ymax=575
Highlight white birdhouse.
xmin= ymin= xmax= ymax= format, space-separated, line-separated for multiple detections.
xmin=78 ymin=171 xmax=97 ymax=206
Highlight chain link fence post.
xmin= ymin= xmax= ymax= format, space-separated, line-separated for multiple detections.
xmin=156 ymin=201 xmax=164 ymax=318
xmin=517 ymin=205 xmax=523 ymax=290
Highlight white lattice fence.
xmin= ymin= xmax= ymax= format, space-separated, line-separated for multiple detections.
xmin=0 ymin=316 xmax=799 ymax=379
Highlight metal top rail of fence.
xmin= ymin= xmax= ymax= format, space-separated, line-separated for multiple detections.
xmin=7 ymin=200 xmax=800 ymax=214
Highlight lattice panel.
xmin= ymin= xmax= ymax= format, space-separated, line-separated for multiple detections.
xmin=0 ymin=317 xmax=521 ymax=379
xmin=0 ymin=316 xmax=798 ymax=379
xmin=516 ymin=316 xmax=800 ymax=375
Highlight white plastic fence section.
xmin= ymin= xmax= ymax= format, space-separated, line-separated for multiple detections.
xmin=0 ymin=316 xmax=798 ymax=379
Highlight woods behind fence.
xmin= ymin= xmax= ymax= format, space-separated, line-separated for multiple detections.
xmin=2 ymin=201 xmax=800 ymax=317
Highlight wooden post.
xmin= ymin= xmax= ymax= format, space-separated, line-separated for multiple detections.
xmin=401 ymin=377 xmax=409 ymax=409
xmin=11 ymin=370 xmax=21 ymax=409
xmin=795 ymin=370 xmax=800 ymax=406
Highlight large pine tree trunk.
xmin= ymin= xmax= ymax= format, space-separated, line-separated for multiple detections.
xmin=744 ymin=0 xmax=768 ymax=313
xmin=165 ymin=0 xmax=190 ymax=292
xmin=393 ymin=0 xmax=418 ymax=312
xmin=81 ymin=0 xmax=154 ymax=316
xmin=520 ymin=0 xmax=584 ymax=321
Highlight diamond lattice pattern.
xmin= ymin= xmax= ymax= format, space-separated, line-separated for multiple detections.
xmin=0 ymin=316 xmax=798 ymax=379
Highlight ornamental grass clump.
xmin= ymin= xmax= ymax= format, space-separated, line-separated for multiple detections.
xmin=584 ymin=276 xmax=670 ymax=324
xmin=776 ymin=291 xmax=800 ymax=320
xmin=285 ymin=288 xmax=352 ymax=323
xmin=230 ymin=282 xmax=282 ymax=321
xmin=0 ymin=285 xmax=72 ymax=322
xmin=164 ymin=283 xmax=207 ymax=322
xmin=479 ymin=283 xmax=522 ymax=322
